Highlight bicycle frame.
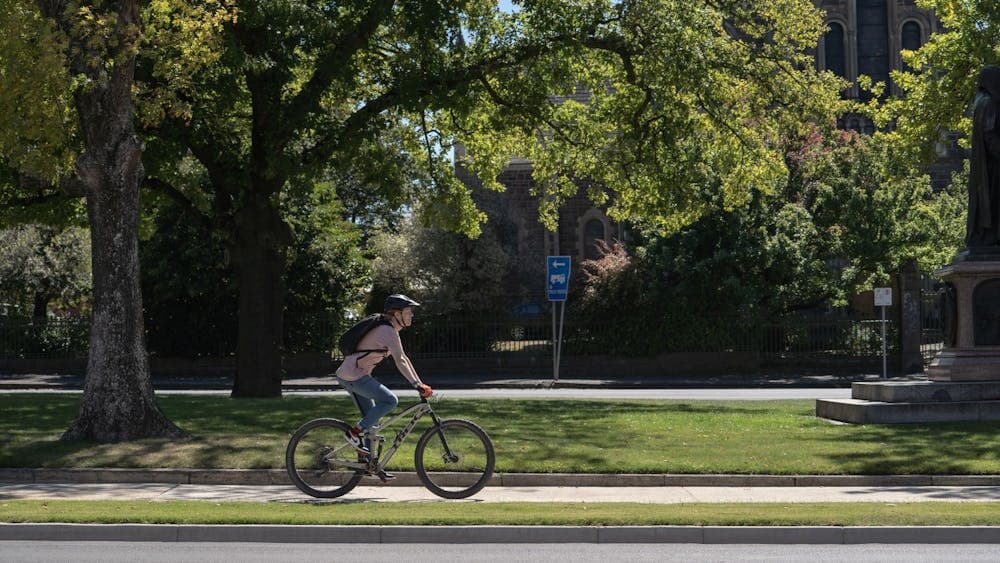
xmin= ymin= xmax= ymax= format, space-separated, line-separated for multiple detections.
xmin=332 ymin=397 xmax=444 ymax=473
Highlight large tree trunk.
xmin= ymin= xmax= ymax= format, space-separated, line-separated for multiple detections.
xmin=231 ymin=197 xmax=290 ymax=398
xmin=56 ymin=0 xmax=185 ymax=441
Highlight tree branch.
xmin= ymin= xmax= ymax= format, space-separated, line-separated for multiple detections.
xmin=277 ymin=0 xmax=396 ymax=144
xmin=302 ymin=29 xmax=627 ymax=167
xmin=18 ymin=173 xmax=87 ymax=198
xmin=143 ymin=177 xmax=215 ymax=230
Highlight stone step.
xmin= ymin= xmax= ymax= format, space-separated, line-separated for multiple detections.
xmin=851 ymin=380 xmax=1000 ymax=403
xmin=815 ymin=398 xmax=1000 ymax=424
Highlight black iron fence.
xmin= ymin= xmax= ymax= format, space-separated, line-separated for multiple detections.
xmin=297 ymin=315 xmax=898 ymax=364
xmin=921 ymin=288 xmax=945 ymax=363
xmin=0 ymin=316 xmax=89 ymax=359
xmin=0 ymin=313 xmax=898 ymax=366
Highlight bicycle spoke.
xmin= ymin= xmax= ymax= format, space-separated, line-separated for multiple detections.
xmin=415 ymin=419 xmax=495 ymax=499
xmin=286 ymin=419 xmax=364 ymax=498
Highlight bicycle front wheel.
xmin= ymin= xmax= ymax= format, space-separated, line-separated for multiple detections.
xmin=414 ymin=419 xmax=495 ymax=499
xmin=285 ymin=418 xmax=364 ymax=499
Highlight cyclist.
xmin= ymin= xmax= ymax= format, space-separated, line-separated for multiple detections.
xmin=335 ymin=294 xmax=433 ymax=472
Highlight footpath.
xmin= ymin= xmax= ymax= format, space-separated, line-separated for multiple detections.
xmin=0 ymin=370 xmax=889 ymax=391
xmin=5 ymin=372 xmax=1000 ymax=544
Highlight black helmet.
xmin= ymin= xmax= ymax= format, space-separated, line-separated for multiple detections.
xmin=384 ymin=294 xmax=420 ymax=311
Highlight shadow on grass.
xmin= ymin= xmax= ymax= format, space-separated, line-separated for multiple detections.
xmin=814 ymin=422 xmax=1000 ymax=474
xmin=843 ymin=487 xmax=1000 ymax=500
xmin=7 ymin=394 xmax=1000 ymax=475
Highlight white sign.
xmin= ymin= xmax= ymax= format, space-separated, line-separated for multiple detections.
xmin=874 ymin=287 xmax=892 ymax=307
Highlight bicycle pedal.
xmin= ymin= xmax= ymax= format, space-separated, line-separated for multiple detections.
xmin=363 ymin=469 xmax=396 ymax=482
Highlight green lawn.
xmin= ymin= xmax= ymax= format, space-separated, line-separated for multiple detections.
xmin=3 ymin=394 xmax=1000 ymax=475
xmin=5 ymin=500 xmax=1000 ymax=526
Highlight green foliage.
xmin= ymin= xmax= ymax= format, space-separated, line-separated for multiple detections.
xmin=282 ymin=180 xmax=372 ymax=353
xmin=138 ymin=184 xmax=372 ymax=357
xmin=863 ymin=0 xmax=1000 ymax=164
xmin=573 ymin=130 xmax=964 ymax=355
xmin=369 ymin=208 xmax=515 ymax=316
xmin=0 ymin=0 xmax=75 ymax=180
xmin=143 ymin=0 xmax=846 ymax=239
xmin=0 ymin=224 xmax=91 ymax=315
xmin=139 ymin=200 xmax=237 ymax=357
xmin=448 ymin=0 xmax=846 ymax=235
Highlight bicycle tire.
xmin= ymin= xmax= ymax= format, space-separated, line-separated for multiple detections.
xmin=414 ymin=418 xmax=495 ymax=499
xmin=285 ymin=418 xmax=365 ymax=498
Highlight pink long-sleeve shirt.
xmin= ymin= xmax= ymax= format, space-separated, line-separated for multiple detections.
xmin=334 ymin=321 xmax=423 ymax=386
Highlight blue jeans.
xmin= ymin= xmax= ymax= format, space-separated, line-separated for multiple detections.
xmin=337 ymin=375 xmax=398 ymax=431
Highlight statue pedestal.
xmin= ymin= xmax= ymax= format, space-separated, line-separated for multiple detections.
xmin=926 ymin=260 xmax=1000 ymax=381
xmin=817 ymin=259 xmax=1000 ymax=423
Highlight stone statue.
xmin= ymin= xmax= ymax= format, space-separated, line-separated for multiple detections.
xmin=966 ymin=65 xmax=1000 ymax=249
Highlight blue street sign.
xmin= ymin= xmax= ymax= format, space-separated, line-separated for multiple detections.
xmin=547 ymin=256 xmax=571 ymax=301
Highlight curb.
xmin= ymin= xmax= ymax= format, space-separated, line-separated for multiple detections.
xmin=3 ymin=523 xmax=1000 ymax=544
xmin=4 ymin=468 xmax=1000 ymax=487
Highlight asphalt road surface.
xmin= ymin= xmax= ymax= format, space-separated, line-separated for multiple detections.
xmin=2 ymin=542 xmax=998 ymax=562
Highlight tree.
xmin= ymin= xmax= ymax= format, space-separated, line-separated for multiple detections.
xmin=574 ymin=129 xmax=965 ymax=355
xmin=369 ymin=207 xmax=514 ymax=316
xmin=282 ymin=179 xmax=372 ymax=353
xmin=138 ymin=180 xmax=371 ymax=358
xmin=139 ymin=198 xmax=237 ymax=358
xmin=0 ymin=224 xmax=91 ymax=320
xmin=0 ymin=0 xmax=193 ymax=440
xmin=139 ymin=0 xmax=842 ymax=396
xmin=864 ymin=0 xmax=997 ymax=164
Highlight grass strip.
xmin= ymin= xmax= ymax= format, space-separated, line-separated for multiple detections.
xmin=4 ymin=501 xmax=1000 ymax=526
xmin=5 ymin=394 xmax=1000 ymax=474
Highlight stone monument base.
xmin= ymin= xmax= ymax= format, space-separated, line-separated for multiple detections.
xmin=925 ymin=259 xmax=1000 ymax=381
xmin=926 ymin=347 xmax=1000 ymax=381
xmin=816 ymin=378 xmax=1000 ymax=424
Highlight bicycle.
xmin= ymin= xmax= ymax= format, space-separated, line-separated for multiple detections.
xmin=285 ymin=396 xmax=495 ymax=499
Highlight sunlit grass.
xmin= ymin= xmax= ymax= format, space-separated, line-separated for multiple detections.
xmin=5 ymin=500 xmax=1000 ymax=526
xmin=3 ymin=394 xmax=1000 ymax=474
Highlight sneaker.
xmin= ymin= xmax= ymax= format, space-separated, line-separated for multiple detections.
xmin=365 ymin=469 xmax=396 ymax=482
xmin=343 ymin=429 xmax=369 ymax=454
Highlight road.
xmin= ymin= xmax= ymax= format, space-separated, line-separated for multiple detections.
xmin=2 ymin=542 xmax=998 ymax=562
xmin=0 ymin=388 xmax=853 ymax=400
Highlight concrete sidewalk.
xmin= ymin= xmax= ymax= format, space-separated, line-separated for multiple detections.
xmin=5 ymin=482 xmax=1000 ymax=504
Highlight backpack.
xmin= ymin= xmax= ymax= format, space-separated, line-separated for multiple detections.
xmin=337 ymin=314 xmax=392 ymax=357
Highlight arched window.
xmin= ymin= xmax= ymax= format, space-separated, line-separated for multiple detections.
xmin=583 ymin=218 xmax=606 ymax=261
xmin=901 ymin=22 xmax=922 ymax=72
xmin=824 ymin=22 xmax=846 ymax=78
xmin=901 ymin=22 xmax=922 ymax=52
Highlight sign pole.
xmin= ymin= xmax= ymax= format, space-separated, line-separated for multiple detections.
xmin=555 ymin=301 xmax=566 ymax=382
xmin=874 ymin=287 xmax=892 ymax=380
xmin=546 ymin=256 xmax=571 ymax=384
xmin=551 ymin=302 xmax=557 ymax=382
xmin=881 ymin=304 xmax=887 ymax=379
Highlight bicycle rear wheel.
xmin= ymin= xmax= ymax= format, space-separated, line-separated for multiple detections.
xmin=285 ymin=418 xmax=364 ymax=498
xmin=414 ymin=419 xmax=495 ymax=499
